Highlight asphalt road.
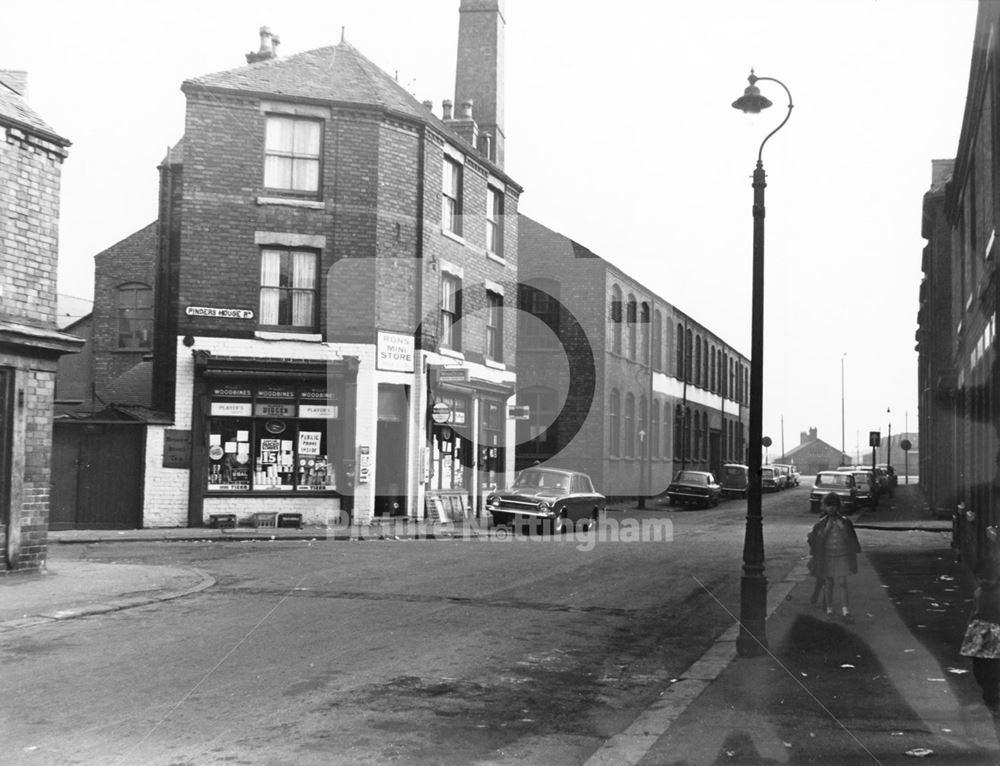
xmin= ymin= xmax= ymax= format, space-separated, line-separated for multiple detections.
xmin=2 ymin=486 xmax=819 ymax=765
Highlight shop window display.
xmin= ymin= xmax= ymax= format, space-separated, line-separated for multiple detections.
xmin=207 ymin=383 xmax=339 ymax=493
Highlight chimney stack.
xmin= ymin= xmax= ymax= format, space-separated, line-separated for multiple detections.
xmin=455 ymin=0 xmax=505 ymax=167
xmin=442 ymin=99 xmax=454 ymax=121
xmin=246 ymin=26 xmax=280 ymax=64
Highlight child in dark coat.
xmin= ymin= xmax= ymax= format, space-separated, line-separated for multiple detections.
xmin=808 ymin=492 xmax=862 ymax=623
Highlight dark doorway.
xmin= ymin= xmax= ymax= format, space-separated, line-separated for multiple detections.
xmin=374 ymin=385 xmax=408 ymax=517
xmin=709 ymin=430 xmax=721 ymax=478
xmin=51 ymin=422 xmax=144 ymax=529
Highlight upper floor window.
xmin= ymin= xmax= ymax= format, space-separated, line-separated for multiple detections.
xmin=652 ymin=310 xmax=662 ymax=370
xmin=441 ymin=272 xmax=462 ymax=350
xmin=442 ymin=157 xmax=463 ymax=235
xmin=485 ymin=290 xmax=503 ymax=361
xmin=609 ymin=389 xmax=621 ymax=456
xmin=117 ymin=283 xmax=153 ymax=349
xmin=676 ymin=322 xmax=684 ymax=375
xmin=624 ymin=393 xmax=636 ymax=457
xmin=259 ymin=248 xmax=318 ymax=330
xmin=611 ymin=285 xmax=623 ymax=354
xmin=627 ymin=296 xmax=638 ymax=360
xmin=517 ymin=387 xmax=558 ymax=451
xmin=264 ymin=116 xmax=321 ymax=194
xmin=486 ymin=185 xmax=503 ymax=256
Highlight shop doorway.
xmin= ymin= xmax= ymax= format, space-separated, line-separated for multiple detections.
xmin=374 ymin=385 xmax=408 ymax=517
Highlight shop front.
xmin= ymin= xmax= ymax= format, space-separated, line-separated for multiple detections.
xmin=425 ymin=365 xmax=512 ymax=521
xmin=190 ymin=352 xmax=358 ymax=526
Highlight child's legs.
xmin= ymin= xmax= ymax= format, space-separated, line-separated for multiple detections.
xmin=974 ymin=657 xmax=1000 ymax=708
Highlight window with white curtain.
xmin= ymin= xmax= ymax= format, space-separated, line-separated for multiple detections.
xmin=259 ymin=248 xmax=318 ymax=329
xmin=442 ymin=157 xmax=463 ymax=235
xmin=264 ymin=116 xmax=321 ymax=193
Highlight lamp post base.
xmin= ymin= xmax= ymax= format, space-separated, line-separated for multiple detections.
xmin=736 ymin=572 xmax=769 ymax=657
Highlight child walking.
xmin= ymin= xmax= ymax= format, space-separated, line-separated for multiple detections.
xmin=808 ymin=492 xmax=862 ymax=623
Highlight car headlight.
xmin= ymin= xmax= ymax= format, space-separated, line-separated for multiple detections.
xmin=538 ymin=501 xmax=551 ymax=512
xmin=487 ymin=494 xmax=498 ymax=508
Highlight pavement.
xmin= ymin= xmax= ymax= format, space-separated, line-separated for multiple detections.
xmin=3 ymin=484 xmax=996 ymax=764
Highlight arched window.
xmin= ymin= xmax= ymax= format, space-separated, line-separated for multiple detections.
xmin=676 ymin=323 xmax=685 ymax=376
xmin=609 ymin=389 xmax=621 ymax=455
xmin=702 ymin=338 xmax=709 ymax=388
xmin=702 ymin=412 xmax=709 ymax=460
xmin=652 ymin=310 xmax=663 ymax=370
xmin=627 ymin=295 xmax=638 ymax=360
xmin=611 ymin=285 xmax=623 ymax=354
xmin=640 ymin=302 xmax=650 ymax=364
xmin=624 ymin=393 xmax=635 ymax=457
xmin=695 ymin=335 xmax=702 ymax=387
xmin=685 ymin=407 xmax=693 ymax=460
xmin=651 ymin=399 xmax=660 ymax=459
xmin=117 ymin=282 xmax=153 ymax=349
xmin=710 ymin=348 xmax=716 ymax=393
xmin=674 ymin=404 xmax=683 ymax=458
xmin=639 ymin=395 xmax=648 ymax=456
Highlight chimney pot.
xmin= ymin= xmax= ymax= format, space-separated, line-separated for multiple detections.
xmin=460 ymin=100 xmax=474 ymax=120
xmin=246 ymin=26 xmax=280 ymax=64
xmin=422 ymin=100 xmax=434 ymax=113
xmin=442 ymin=99 xmax=453 ymax=120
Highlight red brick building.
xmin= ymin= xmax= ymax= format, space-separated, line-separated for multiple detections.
xmin=141 ymin=7 xmax=520 ymax=526
xmin=0 ymin=70 xmax=82 ymax=569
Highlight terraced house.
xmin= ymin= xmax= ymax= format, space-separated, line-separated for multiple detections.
xmin=129 ymin=3 xmax=521 ymax=527
xmin=0 ymin=70 xmax=82 ymax=569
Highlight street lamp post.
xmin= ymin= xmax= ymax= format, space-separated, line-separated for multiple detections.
xmin=841 ymin=353 xmax=846 ymax=466
xmin=732 ymin=70 xmax=793 ymax=658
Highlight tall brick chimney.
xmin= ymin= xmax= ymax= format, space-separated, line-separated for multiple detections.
xmin=455 ymin=0 xmax=505 ymax=167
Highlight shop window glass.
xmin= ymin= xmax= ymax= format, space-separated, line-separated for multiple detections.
xmin=206 ymin=383 xmax=339 ymax=492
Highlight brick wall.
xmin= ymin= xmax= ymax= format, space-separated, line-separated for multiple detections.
xmin=91 ymin=222 xmax=158 ymax=401
xmin=0 ymin=121 xmax=68 ymax=571
xmin=0 ymin=127 xmax=63 ymax=329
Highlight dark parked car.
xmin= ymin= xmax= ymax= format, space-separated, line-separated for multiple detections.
xmin=660 ymin=470 xmax=721 ymax=509
xmin=761 ymin=466 xmax=783 ymax=492
xmin=486 ymin=467 xmax=605 ymax=534
xmin=877 ymin=463 xmax=898 ymax=490
xmin=774 ymin=463 xmax=800 ymax=487
xmin=842 ymin=469 xmax=878 ymax=509
xmin=810 ymin=470 xmax=858 ymax=514
xmin=719 ymin=463 xmax=749 ymax=498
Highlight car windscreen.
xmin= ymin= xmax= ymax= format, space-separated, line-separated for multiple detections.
xmin=721 ymin=467 xmax=745 ymax=478
xmin=816 ymin=473 xmax=852 ymax=487
xmin=513 ymin=469 xmax=569 ymax=490
xmin=675 ymin=472 xmax=707 ymax=484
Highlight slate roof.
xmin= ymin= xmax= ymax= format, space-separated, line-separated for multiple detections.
xmin=0 ymin=71 xmax=67 ymax=145
xmin=184 ymin=41 xmax=453 ymax=138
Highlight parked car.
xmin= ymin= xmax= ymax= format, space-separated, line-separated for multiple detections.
xmin=774 ymin=463 xmax=800 ymax=487
xmin=842 ymin=469 xmax=878 ymax=509
xmin=660 ymin=470 xmax=721 ymax=509
xmin=761 ymin=466 xmax=784 ymax=492
xmin=810 ymin=471 xmax=858 ymax=514
xmin=877 ymin=463 xmax=899 ymax=490
xmin=719 ymin=463 xmax=749 ymax=498
xmin=772 ymin=464 xmax=791 ymax=489
xmin=486 ymin=467 xmax=605 ymax=534
xmin=839 ymin=466 xmax=882 ymax=505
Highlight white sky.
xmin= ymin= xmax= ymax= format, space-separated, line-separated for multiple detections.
xmin=6 ymin=0 xmax=979 ymax=462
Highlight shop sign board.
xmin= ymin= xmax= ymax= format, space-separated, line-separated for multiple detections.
xmin=211 ymin=402 xmax=252 ymax=417
xmin=163 ymin=429 xmax=191 ymax=468
xmin=377 ymin=331 xmax=415 ymax=372
xmin=185 ymin=306 xmax=255 ymax=320
xmin=299 ymin=404 xmax=338 ymax=419
xmin=508 ymin=405 xmax=530 ymax=420
xmin=254 ymin=403 xmax=296 ymax=418
xmin=431 ymin=401 xmax=452 ymax=424
xmin=437 ymin=367 xmax=469 ymax=383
